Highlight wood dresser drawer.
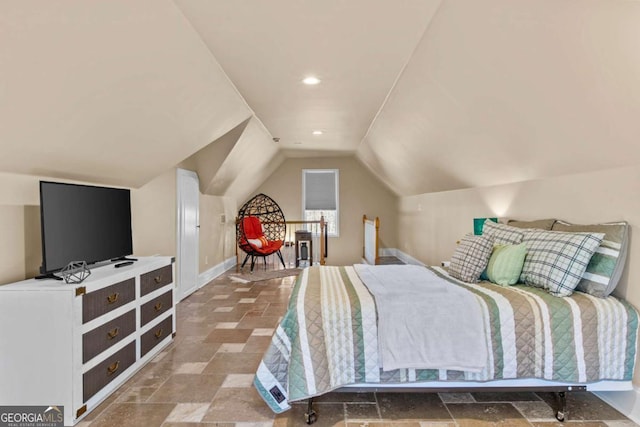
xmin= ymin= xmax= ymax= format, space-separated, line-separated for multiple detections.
xmin=83 ymin=340 xmax=135 ymax=402
xmin=140 ymin=290 xmax=173 ymax=327
xmin=82 ymin=310 xmax=136 ymax=363
xmin=83 ymin=278 xmax=135 ymax=324
xmin=141 ymin=315 xmax=173 ymax=358
xmin=140 ymin=265 xmax=173 ymax=297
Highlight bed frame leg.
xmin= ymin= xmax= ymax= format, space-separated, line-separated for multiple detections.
xmin=304 ymin=398 xmax=317 ymax=424
xmin=554 ymin=391 xmax=567 ymax=422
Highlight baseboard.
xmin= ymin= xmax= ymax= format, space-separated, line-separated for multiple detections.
xmin=379 ymin=248 xmax=425 ymax=266
xmin=594 ymin=388 xmax=640 ymax=424
xmin=198 ymin=256 xmax=237 ymax=288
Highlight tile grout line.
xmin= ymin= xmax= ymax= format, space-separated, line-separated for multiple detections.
xmin=438 ymin=395 xmax=459 ymax=427
xmin=374 ymin=392 xmax=382 ymax=421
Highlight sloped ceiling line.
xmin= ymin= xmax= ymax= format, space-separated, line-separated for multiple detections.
xmin=356 ymin=0 xmax=640 ymax=196
xmin=207 ymin=117 xmax=283 ymax=200
xmin=169 ymin=0 xmax=267 ymax=127
xmin=358 ymin=0 xmax=445 ymax=154
xmin=0 ymin=1 xmax=255 ymax=189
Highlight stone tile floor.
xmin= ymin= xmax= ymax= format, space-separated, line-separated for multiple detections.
xmin=81 ymin=269 xmax=639 ymax=427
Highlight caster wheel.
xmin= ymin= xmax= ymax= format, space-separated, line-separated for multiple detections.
xmin=555 ymin=411 xmax=565 ymax=422
xmin=305 ymin=410 xmax=317 ymax=424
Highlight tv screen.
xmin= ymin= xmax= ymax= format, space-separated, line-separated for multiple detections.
xmin=39 ymin=181 xmax=133 ymax=274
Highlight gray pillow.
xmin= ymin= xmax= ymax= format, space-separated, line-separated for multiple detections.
xmin=482 ymin=219 xmax=524 ymax=245
xmin=551 ymin=220 xmax=629 ymax=297
xmin=449 ymin=234 xmax=494 ymax=283
xmin=507 ymin=219 xmax=557 ymax=230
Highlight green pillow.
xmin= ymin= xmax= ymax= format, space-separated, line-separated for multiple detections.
xmin=486 ymin=243 xmax=527 ymax=286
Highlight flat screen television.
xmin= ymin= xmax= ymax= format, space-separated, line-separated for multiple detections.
xmin=39 ymin=181 xmax=133 ymax=276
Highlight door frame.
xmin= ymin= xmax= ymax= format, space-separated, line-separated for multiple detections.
xmin=176 ymin=168 xmax=199 ymax=301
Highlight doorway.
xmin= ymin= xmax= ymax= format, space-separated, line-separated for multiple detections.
xmin=176 ymin=168 xmax=199 ymax=301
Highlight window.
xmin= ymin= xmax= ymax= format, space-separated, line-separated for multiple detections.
xmin=302 ymin=169 xmax=339 ymax=236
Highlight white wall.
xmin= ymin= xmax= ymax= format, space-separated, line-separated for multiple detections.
xmin=131 ymin=167 xmax=238 ymax=275
xmin=0 ymin=173 xmax=67 ymax=283
xmin=0 ymin=167 xmax=236 ymax=285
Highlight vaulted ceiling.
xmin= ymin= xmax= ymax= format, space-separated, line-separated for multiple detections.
xmin=1 ymin=0 xmax=639 ymax=199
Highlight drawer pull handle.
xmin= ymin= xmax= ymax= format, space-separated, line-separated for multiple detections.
xmin=107 ymin=361 xmax=120 ymax=375
xmin=106 ymin=293 xmax=119 ymax=304
xmin=154 ymin=276 xmax=162 ymax=284
xmin=107 ymin=327 xmax=120 ymax=340
xmin=154 ymin=328 xmax=164 ymax=339
xmin=154 ymin=302 xmax=163 ymax=312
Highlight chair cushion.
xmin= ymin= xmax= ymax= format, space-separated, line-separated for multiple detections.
xmin=243 ymin=216 xmax=264 ymax=239
xmin=252 ymin=240 xmax=284 ymax=255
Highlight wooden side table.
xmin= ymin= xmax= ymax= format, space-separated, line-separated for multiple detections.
xmin=295 ymin=230 xmax=313 ymax=267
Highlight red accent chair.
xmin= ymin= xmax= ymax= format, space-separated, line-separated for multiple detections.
xmin=237 ymin=194 xmax=286 ymax=271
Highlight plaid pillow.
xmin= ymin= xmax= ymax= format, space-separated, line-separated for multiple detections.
xmin=552 ymin=220 xmax=629 ymax=298
xmin=482 ymin=220 xmax=525 ymax=245
xmin=521 ymin=230 xmax=605 ymax=297
xmin=449 ymin=234 xmax=494 ymax=283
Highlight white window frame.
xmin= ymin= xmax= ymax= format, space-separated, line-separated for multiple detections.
xmin=302 ymin=169 xmax=339 ymax=237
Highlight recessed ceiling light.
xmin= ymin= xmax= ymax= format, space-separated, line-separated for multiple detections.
xmin=312 ymin=130 xmax=323 ymax=135
xmin=302 ymin=76 xmax=321 ymax=85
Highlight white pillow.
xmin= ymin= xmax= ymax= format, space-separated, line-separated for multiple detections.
xmin=247 ymin=238 xmax=263 ymax=248
xmin=449 ymin=234 xmax=494 ymax=283
xmin=520 ymin=230 xmax=605 ymax=297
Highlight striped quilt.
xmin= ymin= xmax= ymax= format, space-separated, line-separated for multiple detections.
xmin=254 ymin=265 xmax=638 ymax=413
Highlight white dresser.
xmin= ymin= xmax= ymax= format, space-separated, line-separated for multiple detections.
xmin=0 ymin=256 xmax=175 ymax=426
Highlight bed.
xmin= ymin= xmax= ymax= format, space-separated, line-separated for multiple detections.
xmin=254 ymin=219 xmax=638 ymax=423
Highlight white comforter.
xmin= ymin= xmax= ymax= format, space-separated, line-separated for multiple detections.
xmin=353 ymin=264 xmax=488 ymax=372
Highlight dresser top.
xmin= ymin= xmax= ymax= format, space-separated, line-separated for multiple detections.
xmin=0 ymin=256 xmax=173 ymax=292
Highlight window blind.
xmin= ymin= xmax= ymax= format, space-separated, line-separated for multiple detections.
xmin=304 ymin=171 xmax=337 ymax=210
